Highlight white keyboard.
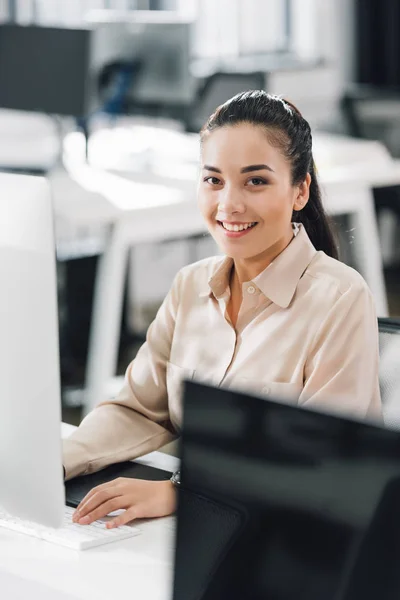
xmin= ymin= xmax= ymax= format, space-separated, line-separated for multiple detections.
xmin=0 ymin=505 xmax=140 ymax=550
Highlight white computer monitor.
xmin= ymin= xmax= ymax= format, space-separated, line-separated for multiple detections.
xmin=0 ymin=172 xmax=64 ymax=528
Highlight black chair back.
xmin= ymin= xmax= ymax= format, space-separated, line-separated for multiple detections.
xmin=378 ymin=318 xmax=400 ymax=428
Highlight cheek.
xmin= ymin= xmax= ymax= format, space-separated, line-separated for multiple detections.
xmin=256 ymin=190 xmax=294 ymax=221
xmin=197 ymin=190 xmax=217 ymax=218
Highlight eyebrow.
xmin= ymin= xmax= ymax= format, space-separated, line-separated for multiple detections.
xmin=203 ymin=164 xmax=274 ymax=174
xmin=241 ymin=164 xmax=274 ymax=174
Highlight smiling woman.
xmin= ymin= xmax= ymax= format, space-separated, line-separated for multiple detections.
xmin=199 ymin=92 xmax=338 ymax=263
xmin=63 ymin=91 xmax=382 ymax=529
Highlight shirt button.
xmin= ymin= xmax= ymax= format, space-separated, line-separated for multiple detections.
xmin=262 ymin=386 xmax=271 ymax=395
xmin=247 ymin=285 xmax=256 ymax=295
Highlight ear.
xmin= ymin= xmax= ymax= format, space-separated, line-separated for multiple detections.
xmin=293 ymin=173 xmax=311 ymax=211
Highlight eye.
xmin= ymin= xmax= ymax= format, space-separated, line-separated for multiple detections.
xmin=204 ymin=176 xmax=222 ymax=186
xmin=247 ymin=177 xmax=268 ymax=186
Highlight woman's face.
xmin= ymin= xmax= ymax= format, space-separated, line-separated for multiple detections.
xmin=198 ymin=123 xmax=310 ymax=264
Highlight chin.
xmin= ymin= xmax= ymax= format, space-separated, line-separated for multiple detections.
xmin=218 ymin=244 xmax=259 ymax=260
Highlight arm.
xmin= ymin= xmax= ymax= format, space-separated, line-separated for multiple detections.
xmin=62 ymin=270 xmax=182 ymax=480
xmin=300 ymin=282 xmax=382 ymax=422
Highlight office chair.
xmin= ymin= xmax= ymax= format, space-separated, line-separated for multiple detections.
xmin=184 ymin=70 xmax=266 ymax=133
xmin=378 ymin=317 xmax=400 ymax=429
xmin=340 ymin=85 xmax=400 ymax=141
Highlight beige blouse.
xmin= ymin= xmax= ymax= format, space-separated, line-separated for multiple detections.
xmin=63 ymin=225 xmax=382 ymax=480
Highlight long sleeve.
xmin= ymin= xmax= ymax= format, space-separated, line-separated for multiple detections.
xmin=300 ymin=281 xmax=382 ymax=422
xmin=62 ymin=270 xmax=182 ymax=480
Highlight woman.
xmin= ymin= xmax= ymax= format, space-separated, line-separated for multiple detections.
xmin=64 ymin=91 xmax=381 ymax=528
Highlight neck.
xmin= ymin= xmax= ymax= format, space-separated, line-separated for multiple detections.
xmin=233 ymin=229 xmax=294 ymax=284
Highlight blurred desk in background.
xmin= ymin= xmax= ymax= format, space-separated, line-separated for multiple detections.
xmin=0 ymin=110 xmax=60 ymax=174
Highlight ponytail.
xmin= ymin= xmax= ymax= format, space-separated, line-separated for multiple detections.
xmin=292 ymin=160 xmax=339 ymax=259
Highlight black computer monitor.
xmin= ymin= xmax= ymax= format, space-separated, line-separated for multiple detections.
xmin=0 ymin=24 xmax=91 ymax=116
xmin=173 ymin=381 xmax=400 ymax=600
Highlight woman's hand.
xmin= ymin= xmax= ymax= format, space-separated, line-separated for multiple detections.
xmin=72 ymin=478 xmax=177 ymax=528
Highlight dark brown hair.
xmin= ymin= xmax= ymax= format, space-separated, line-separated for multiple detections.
xmin=200 ymin=90 xmax=338 ymax=259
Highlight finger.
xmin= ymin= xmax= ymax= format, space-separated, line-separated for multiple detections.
xmin=76 ymin=476 xmax=127 ymax=513
xmin=78 ymin=498 xmax=127 ymax=525
xmin=106 ymin=506 xmax=139 ymax=529
xmin=74 ymin=477 xmax=124 ymax=515
xmin=75 ymin=480 xmax=119 ymax=512
xmin=74 ymin=489 xmax=119 ymax=521
xmin=73 ymin=489 xmax=122 ymax=522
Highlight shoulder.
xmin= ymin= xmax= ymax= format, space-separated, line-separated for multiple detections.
xmin=304 ymin=251 xmax=372 ymax=300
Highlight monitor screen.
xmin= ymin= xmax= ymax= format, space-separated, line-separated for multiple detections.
xmin=173 ymin=381 xmax=400 ymax=600
xmin=0 ymin=24 xmax=90 ymax=116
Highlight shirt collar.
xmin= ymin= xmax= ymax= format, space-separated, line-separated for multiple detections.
xmin=199 ymin=224 xmax=317 ymax=308
xmin=201 ymin=255 xmax=234 ymax=299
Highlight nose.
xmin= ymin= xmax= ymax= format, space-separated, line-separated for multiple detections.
xmin=218 ymin=185 xmax=246 ymax=216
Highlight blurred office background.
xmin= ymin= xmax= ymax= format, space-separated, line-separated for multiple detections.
xmin=1 ymin=0 xmax=400 ymax=424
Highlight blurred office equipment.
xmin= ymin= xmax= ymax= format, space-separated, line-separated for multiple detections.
xmin=0 ymin=24 xmax=91 ymax=116
xmin=336 ymin=0 xmax=400 ymax=148
xmin=0 ymin=23 xmax=93 ymax=174
xmin=173 ymin=380 xmax=400 ymax=600
xmin=340 ymin=0 xmax=400 ymax=152
xmin=87 ymin=10 xmax=196 ymax=118
xmin=355 ymin=0 xmax=400 ymax=90
xmin=0 ymin=12 xmax=196 ymax=123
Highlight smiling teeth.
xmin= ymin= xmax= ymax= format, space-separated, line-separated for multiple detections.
xmin=222 ymin=222 xmax=257 ymax=232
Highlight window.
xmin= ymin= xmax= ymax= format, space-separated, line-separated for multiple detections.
xmin=185 ymin=0 xmax=290 ymax=59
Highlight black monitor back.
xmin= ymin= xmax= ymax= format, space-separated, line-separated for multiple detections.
xmin=173 ymin=381 xmax=400 ymax=600
xmin=0 ymin=24 xmax=90 ymax=116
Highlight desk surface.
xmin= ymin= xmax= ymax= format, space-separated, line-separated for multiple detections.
xmin=0 ymin=423 xmax=179 ymax=600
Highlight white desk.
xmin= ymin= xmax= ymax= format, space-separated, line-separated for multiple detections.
xmin=56 ymin=127 xmax=397 ymax=414
xmin=0 ymin=423 xmax=178 ymax=600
